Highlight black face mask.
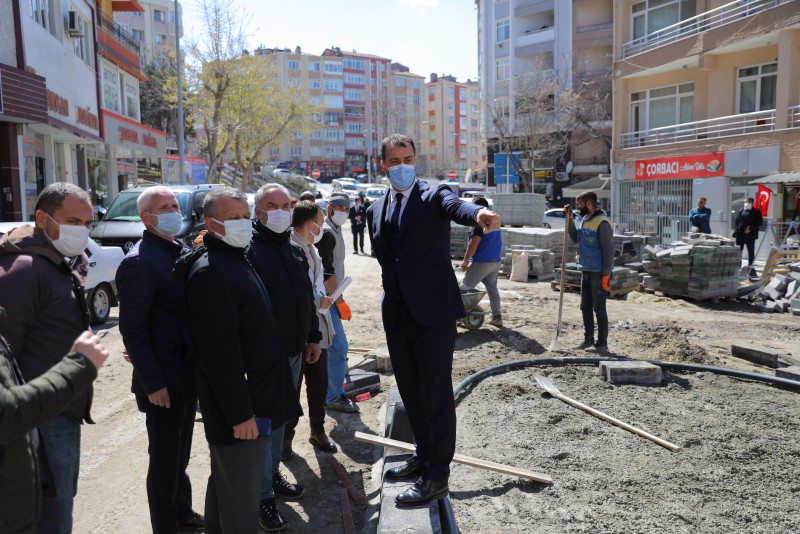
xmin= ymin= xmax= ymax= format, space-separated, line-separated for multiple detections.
xmin=579 ymin=206 xmax=590 ymax=217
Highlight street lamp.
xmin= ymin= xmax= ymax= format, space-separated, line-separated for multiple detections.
xmin=362 ymin=129 xmax=372 ymax=183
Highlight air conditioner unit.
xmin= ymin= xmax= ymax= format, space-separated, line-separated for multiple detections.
xmin=67 ymin=11 xmax=84 ymax=38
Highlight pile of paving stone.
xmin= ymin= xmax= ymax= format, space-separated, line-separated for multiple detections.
xmin=501 ymin=247 xmax=555 ymax=280
xmin=492 ymin=193 xmax=547 ymax=226
xmin=754 ymin=265 xmax=800 ymax=314
xmin=641 ymin=235 xmax=741 ymax=298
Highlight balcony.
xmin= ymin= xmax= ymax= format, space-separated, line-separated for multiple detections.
xmin=789 ymin=105 xmax=800 ymax=127
xmin=621 ymin=0 xmax=782 ymax=58
xmin=98 ymin=12 xmax=142 ymax=76
xmin=620 ymin=110 xmax=776 ymax=149
xmin=515 ymin=0 xmax=554 ymax=18
xmin=515 ymin=26 xmax=555 ymax=56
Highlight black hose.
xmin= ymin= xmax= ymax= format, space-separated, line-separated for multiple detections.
xmin=439 ymin=495 xmax=458 ymax=534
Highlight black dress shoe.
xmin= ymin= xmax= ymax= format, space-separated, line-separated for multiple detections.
xmin=395 ymin=477 xmax=449 ymax=506
xmin=385 ymin=456 xmax=427 ymax=480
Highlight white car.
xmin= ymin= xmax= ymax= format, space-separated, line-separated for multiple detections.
xmin=365 ymin=186 xmax=389 ymax=203
xmin=459 ymin=192 xmax=493 ymax=210
xmin=0 ymin=222 xmax=125 ymax=325
xmin=542 ymin=208 xmax=573 ymax=229
xmin=273 ymin=168 xmax=292 ymax=178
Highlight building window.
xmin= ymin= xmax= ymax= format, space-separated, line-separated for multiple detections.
xmin=310 ymin=62 xmax=321 ymax=72
xmin=345 ymin=122 xmax=362 ymax=133
xmin=153 ymin=9 xmax=165 ymax=22
xmin=325 ymin=112 xmax=343 ymax=124
xmin=310 ymin=130 xmax=322 ymax=140
xmin=447 ymin=101 xmax=454 ymax=110
xmin=289 ymin=78 xmax=301 ymax=88
xmin=29 ymin=0 xmax=54 ymax=33
xmin=325 ymin=129 xmax=343 ymax=141
xmin=630 ymin=82 xmax=694 ymax=133
xmin=155 ymin=34 xmax=167 ymax=44
xmin=428 ymin=87 xmax=436 ymax=99
xmin=396 ymin=95 xmax=407 ymax=105
xmin=288 ymin=60 xmax=300 ymax=70
xmin=309 ymin=79 xmax=321 ymax=89
xmin=737 ymin=63 xmax=777 ymax=114
xmin=631 ymin=0 xmax=694 ymax=43
xmin=325 ymin=79 xmax=343 ymax=92
xmin=290 ymin=146 xmax=302 ymax=157
xmin=344 ymin=58 xmax=364 ymax=70
xmin=345 ymin=73 xmax=365 ymax=85
xmin=132 ymin=29 xmax=144 ymax=41
xmin=345 ymin=138 xmax=364 ymax=149
xmin=324 ymin=61 xmax=343 ymax=74
xmin=496 ymin=58 xmax=510 ymax=81
xmin=395 ymin=78 xmax=407 ymax=88
xmin=447 ymin=116 xmax=455 ymax=125
xmin=72 ymin=12 xmax=92 ymax=66
xmin=496 ymin=19 xmax=510 ymax=43
xmin=471 ymin=118 xmax=478 ymax=127
xmin=345 ymin=89 xmax=365 ymax=101
xmin=460 ymin=118 xmax=466 ymax=128
xmin=310 ymin=146 xmax=323 ymax=156
xmin=325 ymin=146 xmax=344 ymax=157
xmin=413 ymin=96 xmax=420 ymax=105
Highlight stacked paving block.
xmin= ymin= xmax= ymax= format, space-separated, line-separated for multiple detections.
xmin=553 ymin=265 xmax=639 ymax=292
xmin=642 ymin=235 xmax=740 ymax=298
xmin=502 ymin=247 xmax=555 ymax=280
xmin=754 ymin=268 xmax=800 ymax=314
xmin=492 ymin=193 xmax=547 ymax=226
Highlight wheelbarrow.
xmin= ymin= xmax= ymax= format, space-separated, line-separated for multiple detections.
xmin=459 ymin=290 xmax=487 ymax=330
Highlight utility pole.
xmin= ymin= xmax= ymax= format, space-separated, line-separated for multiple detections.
xmin=175 ymin=0 xmax=186 ymax=184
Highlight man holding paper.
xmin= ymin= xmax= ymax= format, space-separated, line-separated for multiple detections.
xmin=367 ymin=134 xmax=501 ymax=506
xmin=316 ymin=192 xmax=359 ymax=413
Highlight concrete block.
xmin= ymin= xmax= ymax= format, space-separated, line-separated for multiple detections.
xmin=776 ymin=366 xmax=800 ymax=382
xmin=755 ymin=302 xmax=778 ymax=313
xmin=344 ymin=369 xmax=381 ymax=398
xmin=385 ymin=388 xmax=414 ymax=443
xmin=599 ymin=361 xmax=663 ymax=385
xmin=759 ymin=286 xmax=781 ymax=301
xmin=369 ymin=346 xmax=393 ymax=372
xmin=731 ymin=344 xmax=791 ymax=368
xmin=379 ymin=453 xmax=442 ymax=534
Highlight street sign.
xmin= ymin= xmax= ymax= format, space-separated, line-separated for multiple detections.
xmin=493 ymin=153 xmax=521 ymax=185
xmin=448 ymin=170 xmax=457 ymax=179
xmin=311 ymin=169 xmax=321 ymax=179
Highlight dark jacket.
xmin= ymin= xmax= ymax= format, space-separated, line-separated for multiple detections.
xmin=349 ymin=204 xmax=367 ymax=232
xmin=0 ymin=225 xmax=93 ymax=423
xmin=0 ymin=330 xmax=97 ymax=534
xmin=367 ymin=180 xmax=481 ymax=331
xmin=174 ymin=234 xmax=300 ymax=446
xmin=735 ymin=207 xmax=763 ymax=244
xmin=246 ymin=222 xmax=321 ymax=359
xmin=117 ymin=231 xmax=194 ymax=397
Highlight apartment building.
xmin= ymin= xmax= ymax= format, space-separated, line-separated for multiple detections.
xmin=423 ymin=75 xmax=483 ymax=180
xmin=611 ymin=0 xmax=800 ymax=248
xmin=476 ymin=0 xmax=613 ymax=195
xmin=389 ymin=64 xmax=425 ymax=172
xmin=114 ymin=0 xmax=182 ymax=67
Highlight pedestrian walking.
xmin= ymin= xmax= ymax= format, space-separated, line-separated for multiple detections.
xmin=688 ymin=197 xmax=712 ymax=233
xmin=734 ymin=196 xmax=763 ymax=270
xmin=0 ymin=327 xmax=107 ymax=534
xmin=247 ymin=184 xmax=322 ymax=531
xmin=366 ymin=134 xmax=500 ymax=506
xmin=349 ymin=196 xmax=367 ymax=254
xmin=316 ymin=192 xmax=359 ymax=414
xmin=0 ymin=182 xmax=95 ymax=533
xmin=116 ymin=186 xmax=204 ymax=533
xmin=459 ymin=196 xmax=503 ymax=327
xmin=174 ymin=187 xmax=300 ymax=534
xmin=567 ymin=190 xmax=614 ymax=353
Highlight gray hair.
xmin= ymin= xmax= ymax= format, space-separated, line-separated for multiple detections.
xmin=137 ymin=186 xmax=175 ymax=213
xmin=203 ymin=187 xmax=247 ymax=219
xmin=254 ymin=183 xmax=290 ymax=208
xmin=34 ymin=182 xmax=91 ymax=215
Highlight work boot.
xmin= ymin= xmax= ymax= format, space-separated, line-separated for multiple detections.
xmin=574 ymin=339 xmax=594 ymax=350
xmin=326 ymin=395 xmax=360 ymax=413
xmin=272 ymin=470 xmax=305 ymax=500
xmin=489 ymin=315 xmax=503 ymax=327
xmin=259 ymin=498 xmax=288 ymax=531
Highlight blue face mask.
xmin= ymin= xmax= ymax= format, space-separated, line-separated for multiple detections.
xmin=150 ymin=211 xmax=183 ymax=237
xmin=388 ymin=163 xmax=415 ymax=191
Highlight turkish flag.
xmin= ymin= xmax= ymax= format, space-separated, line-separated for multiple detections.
xmin=753 ymin=184 xmax=773 ymax=217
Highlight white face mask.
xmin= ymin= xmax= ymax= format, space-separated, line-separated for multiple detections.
xmin=46 ymin=214 xmax=91 ymax=257
xmin=310 ymin=222 xmax=324 ymax=244
xmin=743 ymin=203 xmax=753 ymax=210
xmin=259 ymin=207 xmax=291 ymax=234
xmin=331 ymin=211 xmax=348 ymax=226
xmin=211 ymin=217 xmax=251 ymax=249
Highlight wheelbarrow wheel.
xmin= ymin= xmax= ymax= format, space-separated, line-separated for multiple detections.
xmin=465 ymin=306 xmax=485 ymax=330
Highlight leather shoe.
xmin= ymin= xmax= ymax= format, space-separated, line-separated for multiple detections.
xmin=309 ymin=434 xmax=338 ymax=453
xmin=395 ymin=477 xmax=449 ymax=506
xmin=384 ymin=456 xmax=427 ymax=481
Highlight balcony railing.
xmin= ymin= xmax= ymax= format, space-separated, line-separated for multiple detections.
xmin=789 ymin=105 xmax=800 ymax=128
xmin=517 ymin=26 xmax=555 ymax=48
xmin=620 ymin=109 xmax=776 ymax=149
xmin=621 ymin=0 xmax=781 ymax=58
xmin=576 ymin=22 xmax=613 ymax=34
xmin=100 ymin=12 xmax=140 ymax=55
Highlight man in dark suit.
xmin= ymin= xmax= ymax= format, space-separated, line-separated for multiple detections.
xmin=366 ymin=134 xmax=500 ymax=506
xmin=734 ymin=196 xmax=764 ymax=273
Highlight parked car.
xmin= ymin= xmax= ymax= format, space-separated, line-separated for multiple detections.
xmin=365 ymin=186 xmax=389 ymax=204
xmin=0 ymin=222 xmax=125 ymax=325
xmin=273 ymin=168 xmax=292 ymax=179
xmin=542 ymin=208 xmax=574 ymax=229
xmin=91 ymin=184 xmax=223 ymax=252
xmin=459 ymin=191 xmax=493 ymax=209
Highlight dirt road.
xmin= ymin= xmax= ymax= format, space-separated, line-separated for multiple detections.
xmin=74 ymin=228 xmax=798 ymax=533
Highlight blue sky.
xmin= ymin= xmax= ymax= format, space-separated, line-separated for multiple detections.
xmin=181 ymin=0 xmax=479 ymax=83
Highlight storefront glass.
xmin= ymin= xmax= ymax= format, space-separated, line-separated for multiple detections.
xmin=86 ymin=145 xmax=108 ymax=208
xmin=22 ymin=134 xmax=46 ymax=221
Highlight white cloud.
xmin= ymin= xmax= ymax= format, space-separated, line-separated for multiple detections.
xmin=396 ymin=0 xmax=440 ymax=8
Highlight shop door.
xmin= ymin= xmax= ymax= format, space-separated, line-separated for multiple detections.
xmin=730 ymin=185 xmax=770 ymax=263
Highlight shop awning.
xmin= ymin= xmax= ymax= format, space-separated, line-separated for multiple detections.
xmin=749 ymin=172 xmax=800 ymax=185
xmin=562 ymin=175 xmax=611 ymax=199
xmin=112 ymin=0 xmax=144 ymax=12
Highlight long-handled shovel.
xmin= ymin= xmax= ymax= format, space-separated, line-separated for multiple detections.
xmin=548 ymin=206 xmax=572 ymax=351
xmin=534 ymin=375 xmax=681 ymax=452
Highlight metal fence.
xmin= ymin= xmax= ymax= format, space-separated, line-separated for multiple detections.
xmin=615 ymin=179 xmax=694 ymax=244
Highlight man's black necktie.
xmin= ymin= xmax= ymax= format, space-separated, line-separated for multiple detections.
xmin=386 ymin=193 xmax=403 ymax=252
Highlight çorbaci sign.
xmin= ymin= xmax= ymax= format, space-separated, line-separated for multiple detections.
xmin=635 ymin=152 xmax=725 ymax=180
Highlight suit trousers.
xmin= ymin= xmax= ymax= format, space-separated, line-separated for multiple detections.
xmin=136 ymin=391 xmax=197 ymax=533
xmin=284 ymin=349 xmax=329 ymax=442
xmin=386 ymin=299 xmax=457 ymax=483
xmin=205 ymin=438 xmax=265 ymax=534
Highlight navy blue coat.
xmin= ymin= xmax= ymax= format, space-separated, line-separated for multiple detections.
xmin=117 ymin=231 xmax=195 ymax=397
xmin=366 ymin=181 xmax=481 ymax=332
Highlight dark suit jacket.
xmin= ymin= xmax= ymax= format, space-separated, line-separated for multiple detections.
xmin=734 ymin=208 xmax=763 ymax=244
xmin=367 ymin=181 xmax=481 ymax=332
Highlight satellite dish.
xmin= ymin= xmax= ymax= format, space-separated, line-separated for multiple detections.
xmin=565 ymin=161 xmax=573 ymax=174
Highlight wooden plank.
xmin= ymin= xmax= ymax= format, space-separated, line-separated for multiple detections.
xmin=355 ymin=431 xmax=553 ymax=484
xmin=339 ymin=486 xmax=356 ymax=534
xmin=331 ymin=457 xmax=367 ymax=505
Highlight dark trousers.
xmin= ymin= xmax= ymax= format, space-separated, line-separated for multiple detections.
xmin=136 ymin=391 xmax=197 ymax=533
xmin=580 ymin=271 xmax=608 ymax=345
xmin=386 ymin=300 xmax=457 ymax=483
xmin=352 ymin=229 xmax=365 ymax=252
xmin=285 ymin=349 xmax=328 ymax=440
xmin=206 ymin=438 xmax=265 ymax=534
xmin=740 ymin=239 xmax=756 ymax=265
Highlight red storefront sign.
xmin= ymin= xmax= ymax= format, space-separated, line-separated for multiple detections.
xmin=634 ymin=153 xmax=725 ymax=180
